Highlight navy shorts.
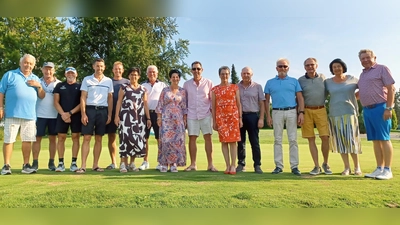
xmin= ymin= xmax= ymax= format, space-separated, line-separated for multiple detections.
xmin=81 ymin=106 xmax=108 ymax=136
xmin=36 ymin=117 xmax=57 ymax=136
xmin=145 ymin=111 xmax=160 ymax=139
xmin=55 ymin=114 xmax=82 ymax=134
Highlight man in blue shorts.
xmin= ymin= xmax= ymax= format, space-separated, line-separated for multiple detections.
xmin=31 ymin=62 xmax=61 ymax=171
xmin=358 ymin=49 xmax=396 ymax=180
xmin=0 ymin=54 xmax=45 ymax=175
xmin=76 ymin=58 xmax=113 ymax=173
xmin=53 ymin=67 xmax=82 ymax=172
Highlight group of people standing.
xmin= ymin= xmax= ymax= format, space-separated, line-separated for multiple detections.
xmin=0 ymin=49 xmax=396 ymax=180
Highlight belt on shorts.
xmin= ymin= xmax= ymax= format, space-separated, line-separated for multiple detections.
xmin=242 ymin=112 xmax=257 ymax=115
xmin=305 ymin=105 xmax=325 ymax=110
xmin=87 ymin=105 xmax=107 ymax=110
xmin=149 ymin=110 xmax=156 ymax=113
xmin=363 ymin=102 xmax=385 ymax=109
xmin=272 ymin=106 xmax=296 ymax=111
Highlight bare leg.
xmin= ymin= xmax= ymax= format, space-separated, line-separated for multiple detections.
xmin=381 ymin=140 xmax=393 ymax=168
xmin=188 ymin=135 xmax=198 ymax=167
xmin=3 ymin=143 xmax=13 ymax=165
xmin=57 ymin=133 xmax=67 ymax=159
xmin=48 ymin=135 xmax=57 ymax=160
xmin=22 ymin=142 xmax=32 ymax=164
xmin=32 ymin=136 xmax=42 ymax=160
xmin=221 ymin=143 xmax=230 ymax=172
xmin=229 ymin=142 xmax=237 ymax=172
xmin=307 ymin=137 xmax=319 ymax=167
xmin=204 ymin=134 xmax=214 ymax=169
xmin=350 ymin=153 xmax=360 ymax=171
xmin=340 ymin=153 xmax=350 ymax=174
xmin=80 ymin=135 xmax=92 ymax=169
xmin=372 ymin=140 xmax=384 ymax=168
xmin=92 ymin=135 xmax=103 ymax=169
xmin=107 ymin=133 xmax=117 ymax=165
xmin=71 ymin=133 xmax=80 ymax=158
xmin=320 ymin=136 xmax=330 ymax=164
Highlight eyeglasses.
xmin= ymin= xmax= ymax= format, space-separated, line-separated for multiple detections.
xmin=192 ymin=68 xmax=202 ymax=71
xmin=305 ymin=64 xmax=315 ymax=67
xmin=277 ymin=65 xmax=288 ymax=68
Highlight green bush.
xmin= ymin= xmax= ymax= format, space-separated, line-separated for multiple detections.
xmin=392 ymin=109 xmax=398 ymax=130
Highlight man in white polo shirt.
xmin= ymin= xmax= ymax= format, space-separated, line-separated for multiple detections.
xmin=31 ymin=62 xmax=61 ymax=171
xmin=76 ymin=58 xmax=113 ymax=173
xmin=139 ymin=65 xmax=168 ymax=171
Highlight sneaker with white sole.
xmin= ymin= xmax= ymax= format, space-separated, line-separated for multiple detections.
xmin=364 ymin=168 xmax=383 ymax=178
xmin=1 ymin=164 xmax=12 ymax=175
xmin=170 ymin=165 xmax=178 ymax=172
xmin=309 ymin=167 xmax=321 ymax=175
xmin=70 ymin=163 xmax=79 ymax=172
xmin=55 ymin=163 xmax=65 ymax=172
xmin=129 ymin=162 xmax=138 ymax=171
xmin=138 ymin=161 xmax=149 ymax=170
xmin=155 ymin=163 xmax=162 ymax=171
xmin=322 ymin=163 xmax=333 ymax=175
xmin=375 ymin=169 xmax=393 ymax=180
xmin=21 ymin=164 xmax=36 ymax=174
xmin=120 ymin=163 xmax=127 ymax=173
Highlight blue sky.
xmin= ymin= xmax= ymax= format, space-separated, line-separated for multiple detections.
xmin=174 ymin=0 xmax=400 ymax=87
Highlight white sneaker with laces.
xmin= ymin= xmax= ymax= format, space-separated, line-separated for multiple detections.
xmin=138 ymin=161 xmax=149 ymax=170
xmin=156 ymin=163 xmax=162 ymax=171
xmin=129 ymin=162 xmax=138 ymax=171
xmin=70 ymin=163 xmax=79 ymax=172
xmin=120 ymin=162 xmax=127 ymax=173
xmin=55 ymin=163 xmax=65 ymax=172
xmin=364 ymin=168 xmax=383 ymax=178
xmin=375 ymin=169 xmax=393 ymax=180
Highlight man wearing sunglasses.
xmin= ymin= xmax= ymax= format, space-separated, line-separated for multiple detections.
xmin=264 ymin=58 xmax=304 ymax=176
xmin=298 ymin=58 xmax=332 ymax=175
xmin=183 ymin=61 xmax=218 ymax=172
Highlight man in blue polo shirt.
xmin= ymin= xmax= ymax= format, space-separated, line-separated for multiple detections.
xmin=0 ymin=54 xmax=45 ymax=175
xmin=76 ymin=58 xmax=113 ymax=173
xmin=264 ymin=58 xmax=305 ymax=176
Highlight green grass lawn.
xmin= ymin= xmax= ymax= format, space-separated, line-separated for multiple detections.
xmin=0 ymin=129 xmax=399 ymax=208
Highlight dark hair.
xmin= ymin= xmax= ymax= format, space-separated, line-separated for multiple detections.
xmin=127 ymin=67 xmax=141 ymax=76
xmin=191 ymin=61 xmax=202 ymax=68
xmin=218 ymin=66 xmax=230 ymax=75
xmin=93 ymin=58 xmax=105 ymax=65
xmin=169 ymin=69 xmax=181 ymax=78
xmin=329 ymin=58 xmax=347 ymax=74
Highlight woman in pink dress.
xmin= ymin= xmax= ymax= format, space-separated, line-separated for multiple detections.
xmin=156 ymin=69 xmax=187 ymax=172
xmin=212 ymin=66 xmax=242 ymax=175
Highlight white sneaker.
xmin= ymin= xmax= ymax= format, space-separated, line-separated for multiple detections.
xmin=364 ymin=168 xmax=383 ymax=178
xmin=129 ymin=162 xmax=138 ymax=172
xmin=120 ymin=163 xmax=127 ymax=173
xmin=375 ymin=169 xmax=393 ymax=180
xmin=70 ymin=163 xmax=79 ymax=172
xmin=138 ymin=161 xmax=149 ymax=170
xmin=55 ymin=163 xmax=65 ymax=172
xmin=155 ymin=163 xmax=162 ymax=171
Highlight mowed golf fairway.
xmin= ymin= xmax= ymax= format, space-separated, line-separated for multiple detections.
xmin=0 ymin=129 xmax=399 ymax=208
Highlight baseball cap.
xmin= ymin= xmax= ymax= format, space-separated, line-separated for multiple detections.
xmin=43 ymin=62 xmax=55 ymax=68
xmin=65 ymin=67 xmax=77 ymax=74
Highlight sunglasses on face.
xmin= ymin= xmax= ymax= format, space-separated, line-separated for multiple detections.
xmin=277 ymin=65 xmax=288 ymax=68
xmin=192 ymin=68 xmax=202 ymax=71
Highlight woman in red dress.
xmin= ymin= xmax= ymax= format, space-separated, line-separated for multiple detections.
xmin=212 ymin=66 xmax=242 ymax=175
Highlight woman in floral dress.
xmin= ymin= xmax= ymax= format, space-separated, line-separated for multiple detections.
xmin=212 ymin=66 xmax=242 ymax=175
xmin=114 ymin=67 xmax=151 ymax=173
xmin=156 ymin=69 xmax=187 ymax=172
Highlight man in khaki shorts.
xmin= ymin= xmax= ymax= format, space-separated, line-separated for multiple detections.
xmin=298 ymin=57 xmax=332 ymax=175
xmin=0 ymin=54 xmax=45 ymax=175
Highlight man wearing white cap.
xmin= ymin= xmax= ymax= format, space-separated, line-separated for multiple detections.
xmin=53 ymin=67 xmax=82 ymax=172
xmin=32 ymin=62 xmax=61 ymax=171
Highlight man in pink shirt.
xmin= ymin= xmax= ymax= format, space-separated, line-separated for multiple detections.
xmin=183 ymin=61 xmax=218 ymax=172
xmin=358 ymin=49 xmax=396 ymax=180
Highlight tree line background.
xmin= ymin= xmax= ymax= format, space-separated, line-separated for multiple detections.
xmin=0 ymin=17 xmax=190 ymax=83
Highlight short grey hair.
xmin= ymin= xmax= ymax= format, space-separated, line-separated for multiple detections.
xmin=276 ymin=58 xmax=289 ymax=66
xmin=147 ymin=65 xmax=158 ymax=73
xmin=20 ymin=54 xmax=36 ymax=64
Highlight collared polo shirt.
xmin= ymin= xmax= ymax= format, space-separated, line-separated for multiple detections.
xmin=0 ymin=68 xmax=40 ymax=120
xmin=36 ymin=77 xmax=61 ymax=118
xmin=183 ymin=77 xmax=213 ymax=120
xmin=80 ymin=74 xmax=113 ymax=107
xmin=142 ymin=79 xmax=168 ymax=110
xmin=238 ymin=80 xmax=265 ymax=112
xmin=264 ymin=75 xmax=302 ymax=108
xmin=298 ymin=73 xmax=326 ymax=106
xmin=358 ymin=63 xmax=395 ymax=106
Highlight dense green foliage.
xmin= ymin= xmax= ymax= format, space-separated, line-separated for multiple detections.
xmin=231 ymin=64 xmax=239 ymax=84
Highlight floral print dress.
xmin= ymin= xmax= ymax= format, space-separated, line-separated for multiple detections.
xmin=212 ymin=84 xmax=241 ymax=142
xmin=156 ymin=87 xmax=187 ymax=166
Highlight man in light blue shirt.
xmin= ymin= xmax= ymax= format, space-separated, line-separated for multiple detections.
xmin=264 ymin=58 xmax=304 ymax=176
xmin=0 ymin=54 xmax=45 ymax=175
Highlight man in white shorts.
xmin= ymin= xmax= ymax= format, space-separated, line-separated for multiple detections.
xmin=183 ymin=61 xmax=217 ymax=172
xmin=0 ymin=54 xmax=45 ymax=175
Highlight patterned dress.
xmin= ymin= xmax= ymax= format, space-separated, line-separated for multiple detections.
xmin=118 ymin=84 xmax=147 ymax=158
xmin=156 ymin=87 xmax=187 ymax=166
xmin=212 ymin=84 xmax=241 ymax=142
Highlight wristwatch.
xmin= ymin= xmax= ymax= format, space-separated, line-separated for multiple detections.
xmin=298 ymin=111 xmax=305 ymax=115
xmin=386 ymin=107 xmax=393 ymax=111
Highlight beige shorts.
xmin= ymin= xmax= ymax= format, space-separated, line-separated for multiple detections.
xmin=301 ymin=108 xmax=329 ymax=138
xmin=187 ymin=115 xmax=213 ymax=136
xmin=3 ymin=118 xmax=36 ymax=143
